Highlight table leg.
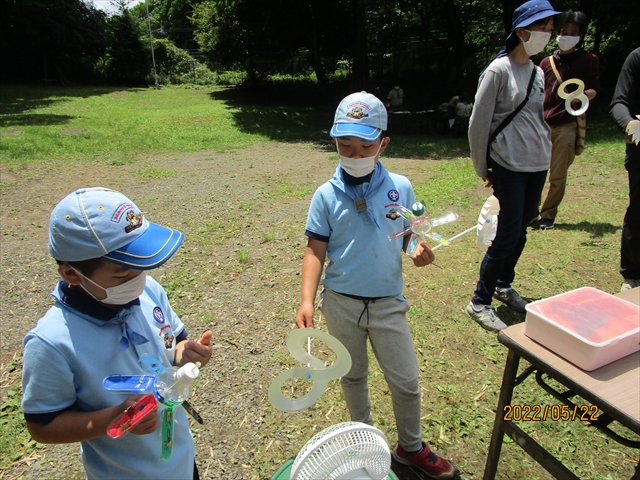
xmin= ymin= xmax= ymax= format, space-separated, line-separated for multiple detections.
xmin=483 ymin=349 xmax=520 ymax=480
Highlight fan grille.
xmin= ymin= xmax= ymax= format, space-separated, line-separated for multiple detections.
xmin=291 ymin=422 xmax=391 ymax=480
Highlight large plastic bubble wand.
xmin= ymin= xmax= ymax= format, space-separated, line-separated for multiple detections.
xmin=432 ymin=195 xmax=501 ymax=251
xmin=103 ymin=354 xmax=202 ymax=460
xmin=269 ymin=329 xmax=352 ymax=412
xmin=431 ymin=225 xmax=477 ymax=251
xmin=387 ymin=202 xmax=460 ymax=254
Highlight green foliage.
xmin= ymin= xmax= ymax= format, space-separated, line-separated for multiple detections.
xmin=0 ymin=0 xmax=108 ymax=83
xmin=102 ymin=10 xmax=149 ymax=85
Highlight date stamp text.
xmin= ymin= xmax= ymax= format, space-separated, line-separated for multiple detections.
xmin=503 ymin=404 xmax=599 ymax=422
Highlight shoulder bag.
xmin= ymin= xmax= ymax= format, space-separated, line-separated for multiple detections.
xmin=486 ymin=64 xmax=537 ymax=168
xmin=549 ymin=55 xmax=586 ymax=155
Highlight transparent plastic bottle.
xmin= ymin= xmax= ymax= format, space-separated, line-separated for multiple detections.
xmin=406 ymin=202 xmax=431 ymax=256
xmin=409 ymin=202 xmax=431 ymax=237
xmin=153 ymin=362 xmax=199 ymax=406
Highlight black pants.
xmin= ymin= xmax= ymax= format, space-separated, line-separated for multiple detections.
xmin=621 ymin=146 xmax=640 ymax=280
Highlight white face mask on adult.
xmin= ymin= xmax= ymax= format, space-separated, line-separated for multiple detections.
xmin=521 ymin=30 xmax=551 ymax=56
xmin=557 ymin=35 xmax=580 ymax=52
xmin=338 ymin=142 xmax=382 ymax=178
xmin=74 ymin=269 xmax=147 ymax=305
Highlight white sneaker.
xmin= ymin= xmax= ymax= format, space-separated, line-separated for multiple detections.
xmin=466 ymin=302 xmax=507 ymax=332
xmin=621 ymin=279 xmax=640 ymax=292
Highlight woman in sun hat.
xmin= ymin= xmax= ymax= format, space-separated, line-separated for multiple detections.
xmin=466 ymin=0 xmax=565 ymax=332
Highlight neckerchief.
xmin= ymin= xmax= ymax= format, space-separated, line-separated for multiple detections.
xmin=57 ymin=279 xmax=149 ymax=351
xmin=329 ymin=161 xmax=389 ymax=229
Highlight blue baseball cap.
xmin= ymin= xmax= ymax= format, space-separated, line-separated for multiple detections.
xmin=330 ymin=91 xmax=387 ymax=141
xmin=49 ymin=187 xmax=184 ymax=270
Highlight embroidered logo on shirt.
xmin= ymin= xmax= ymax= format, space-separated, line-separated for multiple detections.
xmin=159 ymin=324 xmax=175 ymax=349
xmin=388 ymin=189 xmax=399 ymax=202
xmin=386 ymin=208 xmax=402 ymax=220
xmin=153 ymin=307 xmax=165 ymax=323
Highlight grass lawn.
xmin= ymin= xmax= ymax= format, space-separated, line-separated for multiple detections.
xmin=1 ymin=84 xmax=638 ymax=479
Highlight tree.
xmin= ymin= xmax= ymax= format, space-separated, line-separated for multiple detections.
xmin=104 ymin=9 xmax=150 ymax=84
xmin=0 ymin=0 xmax=108 ymax=82
xmin=191 ymin=0 xmax=352 ymax=84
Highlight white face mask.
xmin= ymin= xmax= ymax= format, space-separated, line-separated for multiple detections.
xmin=74 ymin=269 xmax=147 ymax=305
xmin=521 ymin=30 xmax=551 ymax=56
xmin=338 ymin=141 xmax=382 ymax=178
xmin=557 ymin=35 xmax=580 ymax=52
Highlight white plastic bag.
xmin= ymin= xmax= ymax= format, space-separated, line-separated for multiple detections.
xmin=477 ymin=195 xmax=500 ymax=251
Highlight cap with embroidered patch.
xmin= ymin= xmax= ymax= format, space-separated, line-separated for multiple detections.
xmin=330 ymin=91 xmax=387 ymax=141
xmin=49 ymin=187 xmax=184 ymax=270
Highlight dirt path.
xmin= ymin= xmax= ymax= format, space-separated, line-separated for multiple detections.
xmin=2 ymin=139 xmax=633 ymax=479
xmin=1 ymin=143 xmax=449 ymax=479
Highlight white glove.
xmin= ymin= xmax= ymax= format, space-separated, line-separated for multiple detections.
xmin=626 ymin=117 xmax=640 ymax=145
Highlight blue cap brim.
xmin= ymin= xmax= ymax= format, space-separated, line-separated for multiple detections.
xmin=505 ymin=9 xmax=564 ymax=47
xmin=514 ymin=9 xmax=563 ymax=29
xmin=103 ymin=222 xmax=184 ymax=270
xmin=330 ymin=123 xmax=381 ymax=141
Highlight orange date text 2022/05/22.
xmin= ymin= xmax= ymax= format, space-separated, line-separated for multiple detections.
xmin=503 ymin=404 xmax=599 ymax=422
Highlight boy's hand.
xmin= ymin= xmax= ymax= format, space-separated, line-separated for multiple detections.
xmin=120 ymin=394 xmax=159 ymax=436
xmin=295 ymin=303 xmax=315 ymax=328
xmin=175 ymin=331 xmax=213 ymax=368
xmin=411 ymin=240 xmax=435 ymax=267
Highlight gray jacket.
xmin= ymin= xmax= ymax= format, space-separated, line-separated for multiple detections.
xmin=469 ymin=55 xmax=551 ymax=177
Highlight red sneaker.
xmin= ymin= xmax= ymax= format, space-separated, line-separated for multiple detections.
xmin=392 ymin=442 xmax=455 ymax=479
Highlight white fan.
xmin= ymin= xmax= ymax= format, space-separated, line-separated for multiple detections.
xmin=290 ymin=422 xmax=395 ymax=480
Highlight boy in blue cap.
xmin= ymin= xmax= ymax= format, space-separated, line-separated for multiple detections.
xmin=21 ymin=187 xmax=212 ymax=479
xmin=295 ymin=92 xmax=455 ymax=479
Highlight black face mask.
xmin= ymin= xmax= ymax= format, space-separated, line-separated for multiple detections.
xmin=342 ymin=169 xmax=373 ymax=186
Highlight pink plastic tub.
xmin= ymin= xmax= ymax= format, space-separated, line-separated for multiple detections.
xmin=524 ymin=287 xmax=640 ymax=371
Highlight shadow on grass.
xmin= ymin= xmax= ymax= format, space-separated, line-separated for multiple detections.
xmin=0 ymin=84 xmax=144 ymax=127
xmin=0 ymin=113 xmax=77 ymax=128
xmin=209 ymin=86 xmax=471 ymax=161
xmin=548 ymin=221 xmax=621 ymax=239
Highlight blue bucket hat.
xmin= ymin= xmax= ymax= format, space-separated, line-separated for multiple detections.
xmin=49 ymin=187 xmax=184 ymax=270
xmin=504 ymin=0 xmax=565 ymax=49
xmin=330 ymin=92 xmax=387 ymax=141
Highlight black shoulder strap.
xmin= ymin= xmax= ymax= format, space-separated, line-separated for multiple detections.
xmin=486 ymin=65 xmax=537 ymax=154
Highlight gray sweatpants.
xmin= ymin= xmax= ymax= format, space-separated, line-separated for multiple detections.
xmin=319 ymin=289 xmax=422 ymax=451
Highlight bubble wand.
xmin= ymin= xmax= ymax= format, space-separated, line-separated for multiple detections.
xmin=387 ymin=202 xmax=460 ymax=254
xmin=103 ymin=354 xmax=203 ymax=459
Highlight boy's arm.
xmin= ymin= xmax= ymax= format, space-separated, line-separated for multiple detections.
xmin=295 ymin=237 xmax=328 ymax=328
xmin=174 ymin=330 xmax=213 ymax=367
xmin=26 ymin=394 xmax=158 ymax=444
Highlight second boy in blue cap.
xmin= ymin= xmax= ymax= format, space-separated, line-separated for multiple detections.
xmin=22 ymin=187 xmax=213 ymax=479
xmin=296 ymin=92 xmax=455 ymax=479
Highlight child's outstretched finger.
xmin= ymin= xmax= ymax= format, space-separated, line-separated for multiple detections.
xmin=182 ymin=331 xmax=213 ymax=367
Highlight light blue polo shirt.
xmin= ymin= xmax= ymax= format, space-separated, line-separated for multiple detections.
xmin=21 ymin=276 xmax=194 ymax=480
xmin=306 ymin=163 xmax=416 ymax=298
